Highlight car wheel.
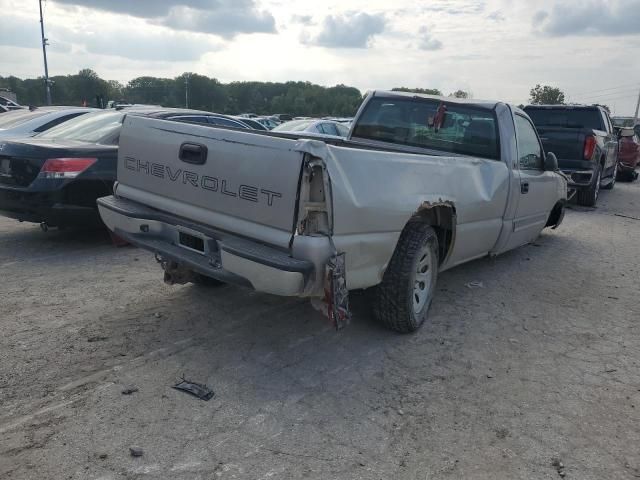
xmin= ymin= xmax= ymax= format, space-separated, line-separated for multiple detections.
xmin=602 ymin=162 xmax=617 ymax=190
xmin=373 ymin=222 xmax=439 ymax=333
xmin=577 ymin=166 xmax=601 ymax=207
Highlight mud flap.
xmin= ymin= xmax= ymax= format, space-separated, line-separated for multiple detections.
xmin=324 ymin=253 xmax=351 ymax=330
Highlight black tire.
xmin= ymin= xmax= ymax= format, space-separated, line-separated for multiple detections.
xmin=192 ymin=273 xmax=226 ymax=287
xmin=372 ymin=222 xmax=439 ymax=333
xmin=602 ymin=162 xmax=617 ymax=190
xmin=577 ymin=166 xmax=601 ymax=207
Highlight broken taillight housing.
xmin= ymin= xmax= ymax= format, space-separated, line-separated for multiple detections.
xmin=583 ymin=136 xmax=597 ymax=160
xmin=39 ymin=157 xmax=97 ymax=179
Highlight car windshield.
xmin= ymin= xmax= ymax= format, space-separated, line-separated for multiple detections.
xmin=352 ymin=97 xmax=500 ymax=160
xmin=526 ymin=108 xmax=604 ymax=130
xmin=274 ymin=120 xmax=314 ymax=132
xmin=0 ymin=109 xmax=51 ymax=129
xmin=37 ymin=110 xmax=124 ymax=143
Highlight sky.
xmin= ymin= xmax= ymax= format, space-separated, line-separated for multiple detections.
xmin=1 ymin=0 xmax=639 ymax=115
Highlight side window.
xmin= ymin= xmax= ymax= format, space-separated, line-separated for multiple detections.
xmin=336 ymin=123 xmax=349 ymax=137
xmin=515 ymin=115 xmax=543 ymax=170
xmin=33 ymin=112 xmax=86 ymax=133
xmin=320 ymin=123 xmax=339 ymax=136
xmin=172 ymin=115 xmax=209 ymax=124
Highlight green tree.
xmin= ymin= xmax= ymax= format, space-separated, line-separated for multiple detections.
xmin=449 ymin=90 xmax=470 ymax=99
xmin=529 ymin=84 xmax=565 ymax=105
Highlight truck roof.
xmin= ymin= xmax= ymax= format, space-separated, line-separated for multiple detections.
xmin=372 ymin=90 xmax=504 ymax=111
xmin=524 ymin=104 xmax=603 ymax=110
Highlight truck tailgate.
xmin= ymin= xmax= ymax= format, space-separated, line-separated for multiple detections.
xmin=116 ymin=115 xmax=304 ymax=242
xmin=536 ymin=127 xmax=586 ymax=160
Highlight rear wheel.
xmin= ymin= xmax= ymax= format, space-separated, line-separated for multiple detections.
xmin=577 ymin=166 xmax=601 ymax=207
xmin=373 ymin=223 xmax=439 ymax=333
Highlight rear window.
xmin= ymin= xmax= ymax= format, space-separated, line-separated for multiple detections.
xmin=352 ymin=97 xmax=500 ymax=160
xmin=526 ymin=108 xmax=604 ymax=130
xmin=38 ymin=111 xmax=124 ymax=143
xmin=0 ymin=109 xmax=50 ymax=129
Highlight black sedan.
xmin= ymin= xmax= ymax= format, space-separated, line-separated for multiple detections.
xmin=0 ymin=108 xmax=249 ymax=228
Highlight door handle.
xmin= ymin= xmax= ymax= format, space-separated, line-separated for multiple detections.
xmin=179 ymin=142 xmax=208 ymax=165
xmin=521 ymin=182 xmax=529 ymax=194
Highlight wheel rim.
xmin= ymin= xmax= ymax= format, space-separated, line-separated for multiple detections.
xmin=594 ymin=170 xmax=601 ymax=200
xmin=412 ymin=245 xmax=434 ymax=314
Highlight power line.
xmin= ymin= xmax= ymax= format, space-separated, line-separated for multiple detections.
xmin=571 ymin=82 xmax=640 ymax=97
xmin=572 ymin=88 xmax=639 ymax=102
xmin=573 ymin=94 xmax=637 ymax=106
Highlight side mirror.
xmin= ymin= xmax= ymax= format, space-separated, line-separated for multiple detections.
xmin=545 ymin=152 xmax=559 ymax=171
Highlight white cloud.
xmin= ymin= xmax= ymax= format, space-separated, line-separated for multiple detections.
xmin=535 ymin=0 xmax=640 ymax=36
xmin=1 ymin=0 xmax=640 ymax=116
xmin=303 ymin=12 xmax=386 ymax=48
xmin=418 ymin=27 xmax=443 ymax=51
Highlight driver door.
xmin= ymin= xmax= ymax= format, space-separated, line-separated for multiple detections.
xmin=510 ymin=114 xmax=558 ymax=246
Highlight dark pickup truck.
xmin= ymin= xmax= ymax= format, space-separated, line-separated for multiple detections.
xmin=524 ymin=105 xmax=619 ymax=206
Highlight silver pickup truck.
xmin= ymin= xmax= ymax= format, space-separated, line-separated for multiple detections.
xmin=98 ymin=91 xmax=567 ymax=333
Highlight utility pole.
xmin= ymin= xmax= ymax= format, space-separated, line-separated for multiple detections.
xmin=634 ymin=86 xmax=640 ymax=126
xmin=39 ymin=0 xmax=52 ymax=105
xmin=185 ymin=74 xmax=190 ymax=108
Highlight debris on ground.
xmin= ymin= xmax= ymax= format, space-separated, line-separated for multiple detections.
xmin=172 ymin=377 xmax=215 ymax=401
xmin=121 ymin=386 xmax=139 ymax=395
xmin=129 ymin=447 xmax=144 ymax=457
xmin=465 ymin=281 xmax=484 ymax=289
xmin=154 ymin=312 xmax=162 ymax=318
xmin=87 ymin=335 xmax=108 ymax=343
xmin=614 ymin=213 xmax=640 ymax=221
xmin=98 ymin=453 xmax=108 ymax=460
xmin=552 ymin=457 xmax=566 ymax=477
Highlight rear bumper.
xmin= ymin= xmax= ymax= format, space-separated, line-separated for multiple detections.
xmin=98 ymin=195 xmax=332 ymax=297
xmin=618 ymin=157 xmax=639 ymax=172
xmin=560 ymin=169 xmax=596 ymax=188
xmin=0 ymin=186 xmax=101 ymax=226
xmin=558 ymin=159 xmax=597 ymax=188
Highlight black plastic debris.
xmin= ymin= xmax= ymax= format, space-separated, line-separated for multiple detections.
xmin=172 ymin=377 xmax=214 ymax=401
xmin=129 ymin=447 xmax=144 ymax=457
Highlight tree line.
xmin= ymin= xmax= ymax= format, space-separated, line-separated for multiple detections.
xmin=0 ymin=69 xmax=364 ymax=117
xmin=0 ymin=69 xmax=477 ymax=117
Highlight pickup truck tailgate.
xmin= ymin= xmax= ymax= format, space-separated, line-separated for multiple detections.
xmin=536 ymin=126 xmax=587 ymax=160
xmin=116 ymin=115 xmax=304 ymax=241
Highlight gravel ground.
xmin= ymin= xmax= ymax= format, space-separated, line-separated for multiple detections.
xmin=1 ymin=180 xmax=639 ymax=480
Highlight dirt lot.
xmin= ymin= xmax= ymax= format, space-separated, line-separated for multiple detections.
xmin=1 ymin=181 xmax=639 ymax=480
